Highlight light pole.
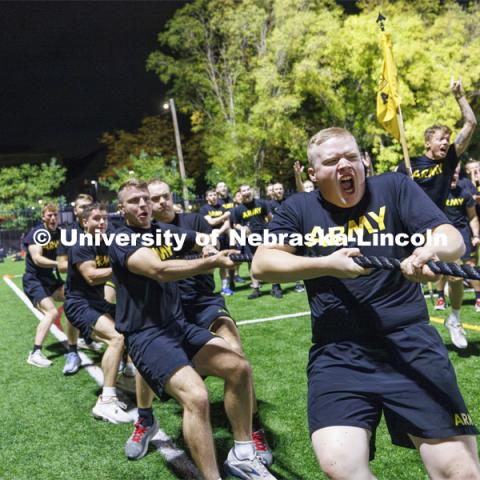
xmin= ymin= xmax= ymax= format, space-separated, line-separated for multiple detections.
xmin=90 ymin=180 xmax=98 ymax=200
xmin=163 ymin=98 xmax=190 ymax=210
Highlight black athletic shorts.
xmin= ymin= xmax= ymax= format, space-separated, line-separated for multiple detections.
xmin=64 ymin=297 xmax=116 ymax=342
xmin=22 ymin=273 xmax=64 ymax=307
xmin=307 ymin=323 xmax=478 ymax=459
xmin=182 ymin=295 xmax=231 ymax=330
xmin=124 ymin=322 xmax=214 ymax=398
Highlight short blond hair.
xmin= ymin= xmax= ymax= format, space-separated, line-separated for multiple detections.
xmin=74 ymin=193 xmax=93 ymax=208
xmin=41 ymin=203 xmax=58 ymax=215
xmin=307 ymin=127 xmax=356 ymax=165
xmin=117 ymin=178 xmax=149 ymax=202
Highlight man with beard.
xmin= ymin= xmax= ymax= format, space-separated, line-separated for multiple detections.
xmin=122 ymin=179 xmax=272 ymax=467
xmin=233 ymin=184 xmax=272 ymax=299
xmin=109 ymin=179 xmax=276 ymax=480
xmin=199 ymin=189 xmax=234 ymax=295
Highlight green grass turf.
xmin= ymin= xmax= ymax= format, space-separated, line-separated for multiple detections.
xmin=1 ymin=259 xmax=480 ymax=479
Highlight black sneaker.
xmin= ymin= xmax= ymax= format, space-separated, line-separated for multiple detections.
xmin=248 ymin=288 xmax=261 ymax=300
xmin=271 ymin=286 xmax=283 ymax=299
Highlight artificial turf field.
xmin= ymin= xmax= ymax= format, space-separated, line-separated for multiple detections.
xmin=2 ymin=259 xmax=480 ymax=480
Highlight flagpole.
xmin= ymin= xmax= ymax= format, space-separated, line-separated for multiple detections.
xmin=376 ymin=13 xmax=412 ymax=179
xmin=396 ymin=107 xmax=412 ymax=178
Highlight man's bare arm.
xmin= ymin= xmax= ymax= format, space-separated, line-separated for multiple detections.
xmin=451 ymin=77 xmax=477 ymax=156
xmin=77 ymin=260 xmax=112 ymax=286
xmin=28 ymin=244 xmax=58 ymax=269
xmin=57 ymin=255 xmax=68 ymax=273
xmin=126 ymin=247 xmax=235 ymax=282
xmin=294 ymin=161 xmax=305 ymax=192
xmin=252 ymin=245 xmax=369 ymax=283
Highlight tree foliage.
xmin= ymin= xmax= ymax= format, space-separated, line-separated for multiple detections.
xmin=99 ymin=150 xmax=194 ymax=201
xmin=100 ymin=115 xmax=177 ymax=175
xmin=147 ymin=0 xmax=479 ymax=187
xmin=0 ymin=159 xmax=66 ymax=230
xmin=100 ymin=115 xmax=203 ymax=197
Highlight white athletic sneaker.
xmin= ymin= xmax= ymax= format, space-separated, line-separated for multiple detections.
xmin=27 ymin=350 xmax=52 ymax=368
xmin=78 ymin=338 xmax=104 ymax=352
xmin=444 ymin=315 xmax=468 ymax=349
xmin=224 ymin=448 xmax=277 ymax=479
xmin=92 ymin=396 xmax=133 ymax=424
xmin=123 ymin=362 xmax=137 ymax=377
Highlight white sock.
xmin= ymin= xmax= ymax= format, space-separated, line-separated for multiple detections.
xmin=452 ymin=309 xmax=461 ymax=320
xmin=222 ymin=279 xmax=229 ymax=289
xmin=233 ymin=440 xmax=255 ymax=460
xmin=102 ymin=386 xmax=117 ymax=399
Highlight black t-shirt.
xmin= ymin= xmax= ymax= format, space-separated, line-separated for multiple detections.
xmin=444 ymin=184 xmax=475 ymax=230
xmin=218 ymin=195 xmax=235 ymax=210
xmin=109 ymin=222 xmax=196 ymax=334
xmin=397 ymin=144 xmax=458 ymax=209
xmin=171 ymin=213 xmax=215 ymax=302
xmin=23 ymin=224 xmax=62 ymax=284
xmin=57 ymin=220 xmax=83 ymax=256
xmin=268 ymin=173 xmax=449 ymax=346
xmin=199 ymin=203 xmax=226 ymax=223
xmin=107 ymin=213 xmax=125 ymax=233
xmin=233 ymin=199 xmax=270 ymax=234
xmin=269 ymin=198 xmax=284 ymax=215
xmin=66 ymin=243 xmax=110 ymax=300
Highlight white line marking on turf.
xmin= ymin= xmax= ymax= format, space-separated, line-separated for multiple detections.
xmin=237 ymin=311 xmax=310 ymax=325
xmin=3 ymin=275 xmax=199 ymax=476
xmin=3 ymin=275 xmax=104 ymax=384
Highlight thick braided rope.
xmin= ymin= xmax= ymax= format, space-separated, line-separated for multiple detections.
xmin=183 ymin=253 xmax=480 ymax=280
xmin=353 ymin=256 xmax=480 ymax=280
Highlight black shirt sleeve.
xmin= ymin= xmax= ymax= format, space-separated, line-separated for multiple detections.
xmin=396 ymin=175 xmax=451 ymax=234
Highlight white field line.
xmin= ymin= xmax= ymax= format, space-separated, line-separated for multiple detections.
xmin=235 ymin=289 xmax=477 ymax=325
xmin=237 ymin=311 xmax=311 ymax=325
xmin=3 ymin=275 xmax=103 ymax=383
xmin=3 ymin=274 xmax=199 ymax=477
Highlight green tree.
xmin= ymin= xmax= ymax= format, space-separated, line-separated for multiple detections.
xmin=100 ymin=115 xmax=177 ymax=175
xmin=0 ymin=159 xmax=66 ymax=230
xmin=148 ymin=0 xmax=480 ymax=185
xmin=99 ymin=150 xmax=194 ymax=201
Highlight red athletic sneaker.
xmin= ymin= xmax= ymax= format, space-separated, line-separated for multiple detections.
xmin=475 ymin=298 xmax=480 ymax=313
xmin=434 ymin=297 xmax=446 ymax=311
xmin=53 ymin=305 xmax=64 ymax=331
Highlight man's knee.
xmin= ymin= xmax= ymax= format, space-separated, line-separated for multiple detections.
xmin=107 ymin=331 xmax=124 ymax=349
xmin=226 ymin=356 xmax=252 ymax=384
xmin=437 ymin=463 xmax=480 ymax=480
xmin=181 ymin=384 xmax=210 ymax=416
xmin=312 ymin=427 xmax=373 ymax=480
xmin=316 ymin=445 xmax=362 ymax=479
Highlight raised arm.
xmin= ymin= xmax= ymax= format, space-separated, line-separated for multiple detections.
xmin=294 ymin=161 xmax=305 ymax=193
xmin=451 ymin=77 xmax=477 ymax=157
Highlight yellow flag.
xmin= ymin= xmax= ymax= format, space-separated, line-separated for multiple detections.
xmin=376 ymin=32 xmax=401 ymax=141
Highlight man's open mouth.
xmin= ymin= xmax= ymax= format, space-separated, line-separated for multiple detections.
xmin=340 ymin=175 xmax=355 ymax=195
